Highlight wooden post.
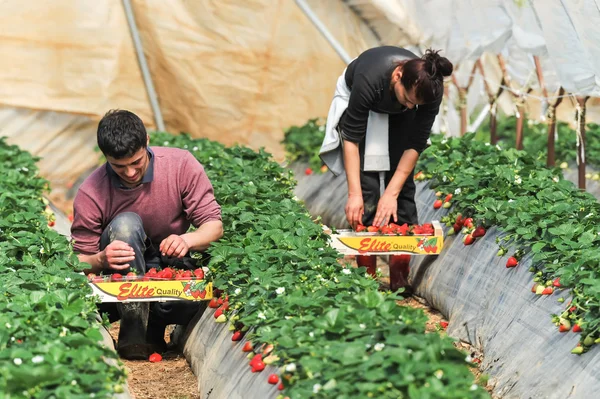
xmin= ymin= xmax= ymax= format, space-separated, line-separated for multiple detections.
xmin=545 ymin=87 xmax=565 ymax=167
xmin=498 ymin=54 xmax=529 ymax=150
xmin=476 ymin=60 xmax=505 ymax=144
xmin=576 ymin=97 xmax=589 ymax=190
xmin=451 ymin=62 xmax=479 ymax=136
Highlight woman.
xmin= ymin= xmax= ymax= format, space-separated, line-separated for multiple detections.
xmin=320 ymin=46 xmax=453 ymax=292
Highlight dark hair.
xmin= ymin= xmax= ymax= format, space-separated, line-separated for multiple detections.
xmin=400 ymin=48 xmax=453 ymax=104
xmin=97 ymin=109 xmax=148 ymax=159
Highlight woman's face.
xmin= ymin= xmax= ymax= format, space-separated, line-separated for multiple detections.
xmin=393 ymin=80 xmax=420 ymax=110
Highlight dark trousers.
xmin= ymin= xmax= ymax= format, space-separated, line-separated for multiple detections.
xmin=97 ymin=212 xmax=206 ymax=353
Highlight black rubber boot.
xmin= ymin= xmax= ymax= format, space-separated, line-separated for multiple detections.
xmin=116 ymin=302 xmax=153 ymax=360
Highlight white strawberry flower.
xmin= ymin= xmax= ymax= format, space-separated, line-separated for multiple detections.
xmin=496 ymin=144 xmax=502 ymax=150
xmin=333 ymin=277 xmax=339 ymax=283
xmin=434 ymin=370 xmax=444 ymax=379
xmin=359 ymin=323 xmax=366 ymax=329
xmin=514 ymin=175 xmax=522 ymax=184
xmin=163 ymin=141 xmax=169 ymax=145
xmin=585 ymin=213 xmax=593 ymax=219
xmin=13 ymin=358 xmax=22 ymax=365
xmin=39 ymin=247 xmax=44 ymax=254
xmin=65 ymin=277 xmax=72 ymax=282
xmin=553 ymin=176 xmax=560 ymax=183
xmin=313 ymin=384 xmax=322 ymax=393
xmin=71 ymin=380 xmax=77 ymax=386
xmin=485 ymin=142 xmax=490 ymax=146
xmin=234 ymin=288 xmax=242 ymax=295
xmin=60 ymin=327 xmax=68 ymax=337
xmin=10 ymin=337 xmax=15 ymax=342
xmin=285 ymin=363 xmax=297 ymax=372
xmin=309 ymin=332 xmax=314 ymax=338
xmin=342 ymin=268 xmax=351 ymax=275
xmin=257 ymin=312 xmax=266 ymax=320
xmin=32 ymin=355 xmax=44 ymax=364
xmin=508 ymin=199 xmax=514 ymax=203
xmin=374 ymin=343 xmax=385 ymax=351
xmin=5 ymin=323 xmax=11 ymax=329
xmin=193 ymin=146 xmax=198 ymax=151
xmin=276 ymin=287 xmax=285 ymax=295
xmin=21 ymin=167 xmax=29 ymax=172
xmin=441 ymin=139 xmax=448 ymax=144
xmin=442 ymin=175 xmax=448 ymax=182
xmin=470 ymin=384 xmax=478 ymax=391
xmin=454 ymin=188 xmax=461 ymax=195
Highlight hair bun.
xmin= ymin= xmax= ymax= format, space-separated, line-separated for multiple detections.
xmin=423 ymin=48 xmax=453 ymax=78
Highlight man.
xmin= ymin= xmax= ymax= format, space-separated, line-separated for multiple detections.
xmin=71 ymin=109 xmax=223 ymax=360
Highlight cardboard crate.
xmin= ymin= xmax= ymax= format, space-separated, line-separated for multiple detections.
xmin=325 ymin=221 xmax=444 ymax=256
xmin=88 ymin=279 xmax=213 ymax=303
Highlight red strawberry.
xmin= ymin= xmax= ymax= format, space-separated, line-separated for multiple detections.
xmin=304 ymin=167 xmax=313 ymax=175
xmin=208 ymin=298 xmax=220 ymax=308
xmin=433 ymin=199 xmax=443 ymax=209
xmin=249 ymin=354 xmax=263 ymax=367
xmin=251 ymin=361 xmax=266 ymax=373
xmin=559 ymin=324 xmax=571 ymax=333
xmin=126 ymin=272 xmax=137 ymax=281
xmin=444 ymin=194 xmax=453 ymax=203
xmin=242 ymin=341 xmax=253 ymax=352
xmin=268 ymin=374 xmax=279 ymax=384
xmin=93 ymin=275 xmax=105 ymax=283
xmin=472 ymin=226 xmax=486 ymax=238
xmin=232 ymin=331 xmax=243 ymax=341
xmin=194 ymin=268 xmax=205 ymax=279
xmin=453 ymin=223 xmax=462 ymax=233
xmin=573 ymin=324 xmax=582 ymax=333
xmin=161 ymin=268 xmax=174 ymax=280
xmin=531 ymin=283 xmax=538 ymax=293
xmin=439 ymin=321 xmax=448 ymax=329
xmin=367 ymin=225 xmax=379 ymax=233
xmin=463 ymin=218 xmax=474 ymax=229
xmin=214 ymin=308 xmax=223 ymax=319
xmin=176 ymin=270 xmax=192 ymax=280
xmin=553 ymin=278 xmax=561 ymax=288
xmin=380 ymin=225 xmax=394 ymax=235
xmin=217 ymin=297 xmax=224 ymax=305
xmin=463 ymin=234 xmax=475 ymax=245
xmin=569 ymin=306 xmax=577 ymax=313
xmin=506 ymin=257 xmax=518 ymax=268
xmin=48 ymin=220 xmax=56 ymax=227
xmin=355 ymin=225 xmax=367 ymax=232
xmin=111 ymin=273 xmax=123 ymax=282
xmin=148 ymin=352 xmax=162 ymax=362
xmin=455 ymin=214 xmax=464 ymax=226
xmin=146 ymin=267 xmax=158 ymax=275
xmin=278 ymin=382 xmax=284 ymax=391
xmin=542 ymin=287 xmax=554 ymax=295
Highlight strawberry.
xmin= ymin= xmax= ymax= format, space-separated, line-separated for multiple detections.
xmin=251 ymin=361 xmax=265 ymax=373
xmin=249 ymin=354 xmax=263 ymax=367
xmin=380 ymin=225 xmax=394 ymax=235
xmin=217 ymin=297 xmax=224 ymax=305
xmin=193 ymin=268 xmax=205 ymax=279
xmin=304 ymin=167 xmax=313 ymax=175
xmin=571 ymin=346 xmax=584 ymax=355
xmin=463 ymin=234 xmax=475 ymax=245
xmin=535 ymin=285 xmax=545 ymax=295
xmin=531 ymin=283 xmax=538 ymax=293
xmin=111 ymin=273 xmax=123 ymax=282
xmin=442 ymin=201 xmax=451 ymax=209
xmin=559 ymin=324 xmax=571 ymax=332
xmin=320 ymin=165 xmax=328 ymax=173
xmin=433 ymin=199 xmax=443 ymax=209
xmin=160 ymin=267 xmax=174 ymax=280
xmin=242 ymin=341 xmax=253 ymax=352
xmin=214 ymin=308 xmax=223 ymax=319
xmin=215 ymin=314 xmax=227 ymax=323
xmin=455 ymin=214 xmax=464 ymax=226
xmin=573 ymin=324 xmax=582 ymax=333
xmin=355 ymin=224 xmax=367 ymax=232
xmin=435 ymin=191 xmax=442 ymax=197
xmin=126 ymin=272 xmax=137 ymax=281
xmin=208 ymin=298 xmax=220 ymax=308
xmin=232 ymin=331 xmax=243 ymax=341
xmin=453 ymin=223 xmax=462 ymax=233
xmin=444 ymin=194 xmax=453 ymax=203
xmin=87 ymin=273 xmax=96 ymax=282
xmin=463 ymin=218 xmax=474 ymax=229
xmin=439 ymin=321 xmax=448 ymax=329
xmin=542 ymin=287 xmax=554 ymax=295
xmin=148 ymin=352 xmax=162 ymax=363
xmin=367 ymin=225 xmax=379 ymax=233
xmin=552 ymin=278 xmax=561 ymax=288
xmin=278 ymin=383 xmax=284 ymax=391
xmin=268 ymin=374 xmax=279 ymax=384
xmin=47 ymin=220 xmax=56 ymax=227
xmin=569 ymin=306 xmax=577 ymax=313
xmin=176 ymin=270 xmax=192 ymax=280
xmin=506 ymin=257 xmax=518 ymax=268
xmin=262 ymin=344 xmax=274 ymax=356
xmin=472 ymin=226 xmax=486 ymax=238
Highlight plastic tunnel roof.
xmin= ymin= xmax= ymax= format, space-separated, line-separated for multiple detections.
xmin=343 ymin=0 xmax=600 ymax=96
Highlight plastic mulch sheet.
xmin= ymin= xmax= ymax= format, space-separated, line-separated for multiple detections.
xmin=292 ymin=162 xmax=600 ymax=399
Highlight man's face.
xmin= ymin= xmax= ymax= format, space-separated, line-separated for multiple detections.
xmin=106 ymin=147 xmax=150 ymax=188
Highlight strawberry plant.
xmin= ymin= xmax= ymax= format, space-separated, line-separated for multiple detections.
xmin=151 ymin=132 xmax=488 ymax=398
xmin=281 ymin=118 xmax=328 ymax=173
xmin=419 ymin=132 xmax=600 ymax=353
xmin=0 ymin=138 xmax=125 ymax=397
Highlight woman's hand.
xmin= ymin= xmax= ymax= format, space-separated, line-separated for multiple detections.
xmin=373 ymin=193 xmax=398 ymax=227
xmin=345 ymin=193 xmax=364 ymax=230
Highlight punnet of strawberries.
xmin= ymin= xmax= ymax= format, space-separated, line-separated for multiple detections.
xmin=86 ymin=267 xmax=205 ymax=283
xmin=354 ymin=222 xmax=435 ymax=236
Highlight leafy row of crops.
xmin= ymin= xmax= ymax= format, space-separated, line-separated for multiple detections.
xmin=0 ymin=137 xmax=125 ymax=397
xmin=150 ymin=132 xmax=487 ymax=398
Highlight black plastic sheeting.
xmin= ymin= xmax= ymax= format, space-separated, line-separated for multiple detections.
xmin=291 ymin=162 xmax=600 ymax=399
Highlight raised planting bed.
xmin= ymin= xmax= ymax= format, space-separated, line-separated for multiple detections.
xmin=0 ymin=138 xmax=128 ymax=397
xmin=149 ymin=132 xmax=488 ymax=398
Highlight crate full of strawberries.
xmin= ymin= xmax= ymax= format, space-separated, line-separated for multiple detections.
xmin=325 ymin=221 xmax=444 ymax=256
xmin=86 ymin=267 xmax=213 ymax=303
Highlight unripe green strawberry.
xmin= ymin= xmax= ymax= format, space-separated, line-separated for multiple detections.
xmin=571 ymin=346 xmax=584 ymax=355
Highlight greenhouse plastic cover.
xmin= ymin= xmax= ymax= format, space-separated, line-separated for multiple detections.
xmin=292 ymin=163 xmax=600 ymax=399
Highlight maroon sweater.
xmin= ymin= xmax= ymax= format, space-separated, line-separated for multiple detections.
xmin=71 ymin=146 xmax=222 ymax=255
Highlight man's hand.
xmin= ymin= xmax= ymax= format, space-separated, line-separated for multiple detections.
xmin=373 ymin=193 xmax=398 ymax=227
xmin=102 ymin=240 xmax=135 ymax=270
xmin=345 ymin=193 xmax=364 ymax=230
xmin=160 ymin=234 xmax=190 ymax=258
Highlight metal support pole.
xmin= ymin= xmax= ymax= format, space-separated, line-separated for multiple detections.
xmin=122 ymin=0 xmax=166 ymax=131
xmin=294 ymin=0 xmax=352 ymax=65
